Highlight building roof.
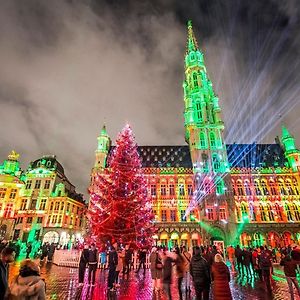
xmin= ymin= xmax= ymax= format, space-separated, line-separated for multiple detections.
xmin=28 ymin=155 xmax=65 ymax=175
xmin=108 ymin=144 xmax=287 ymax=169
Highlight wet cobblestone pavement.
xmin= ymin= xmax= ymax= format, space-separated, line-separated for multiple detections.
xmin=8 ymin=262 xmax=300 ymax=300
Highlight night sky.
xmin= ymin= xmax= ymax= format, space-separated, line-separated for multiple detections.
xmin=0 ymin=0 xmax=299 ymax=197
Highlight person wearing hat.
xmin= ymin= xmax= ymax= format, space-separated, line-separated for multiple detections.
xmin=8 ymin=259 xmax=46 ymax=299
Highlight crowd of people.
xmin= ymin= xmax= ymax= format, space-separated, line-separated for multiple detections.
xmin=1 ymin=240 xmax=300 ymax=299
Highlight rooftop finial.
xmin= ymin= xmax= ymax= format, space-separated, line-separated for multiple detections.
xmin=186 ymin=19 xmax=199 ymax=54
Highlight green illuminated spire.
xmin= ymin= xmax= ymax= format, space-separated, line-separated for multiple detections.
xmin=281 ymin=126 xmax=300 ymax=171
xmin=0 ymin=150 xmax=21 ymax=176
xmin=95 ymin=125 xmax=111 ymax=168
xmin=187 ymin=20 xmax=199 ymax=53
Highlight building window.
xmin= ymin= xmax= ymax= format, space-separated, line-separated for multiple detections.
xmin=169 ymin=184 xmax=175 ymax=196
xmin=187 ymin=184 xmax=193 ymax=196
xmin=269 ymin=181 xmax=277 ymax=195
xmin=207 ymin=208 xmax=214 ymax=220
xmin=196 ymin=102 xmax=203 ymax=122
xmin=244 ymin=182 xmax=251 ymax=195
xmin=200 ymin=132 xmax=206 ymax=148
xmin=16 ymin=217 xmax=23 ymax=225
xmin=210 ymin=132 xmax=216 ymax=149
xmin=181 ymin=210 xmax=186 ymax=221
xmin=259 ymin=205 xmax=267 ymax=221
xmin=60 ymin=202 xmax=64 ymax=210
xmin=3 ymin=204 xmax=13 ymax=218
xmin=170 ymin=210 xmax=176 ymax=221
xmin=49 ymin=202 xmax=54 ymax=211
xmin=179 ymin=184 xmax=185 ymax=196
xmin=39 ymin=199 xmax=47 ymax=210
xmin=267 ymin=204 xmax=274 ymax=221
xmin=54 ymin=202 xmax=60 ymax=211
xmin=241 ymin=203 xmax=248 ymax=220
xmin=219 ymin=208 xmax=226 ymax=220
xmin=52 ymin=215 xmax=57 ymax=224
xmin=27 ymin=217 xmax=33 ymax=224
xmin=160 ymin=184 xmax=166 ymax=196
xmin=9 ymin=189 xmax=17 ymax=199
xmin=254 ymin=181 xmax=261 ymax=196
xmin=249 ymin=203 xmax=256 ymax=221
xmin=216 ymin=179 xmax=224 ymax=195
xmin=44 ymin=180 xmax=51 ymax=190
xmin=193 ymin=72 xmax=198 ymax=88
xmin=237 ymin=181 xmax=244 ymax=196
xmin=34 ymin=180 xmax=41 ymax=189
xmin=66 ymin=203 xmax=70 ymax=212
xmin=20 ymin=199 xmax=27 ymax=210
xmin=275 ymin=203 xmax=283 ymax=221
xmin=30 ymin=199 xmax=37 ymax=210
xmin=25 ymin=180 xmax=32 ymax=189
xmin=261 ymin=181 xmax=269 ymax=195
xmin=212 ymin=154 xmax=220 ymax=172
xmin=278 ymin=180 xmax=287 ymax=195
xmin=161 ymin=210 xmax=167 ymax=222
xmin=285 ymin=204 xmax=293 ymax=221
xmin=151 ymin=185 xmax=156 ymax=197
xmin=37 ymin=217 xmax=43 ymax=224
xmin=58 ymin=215 xmax=62 ymax=224
xmin=285 ymin=180 xmax=294 ymax=195
xmin=293 ymin=204 xmax=300 ymax=221
xmin=0 ymin=188 xmax=7 ymax=199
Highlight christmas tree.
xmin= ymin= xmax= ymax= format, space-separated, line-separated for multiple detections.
xmin=88 ymin=124 xmax=155 ymax=247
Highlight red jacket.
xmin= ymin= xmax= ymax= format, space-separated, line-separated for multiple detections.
xmin=211 ymin=262 xmax=232 ymax=300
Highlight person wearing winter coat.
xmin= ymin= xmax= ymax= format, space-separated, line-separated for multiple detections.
xmin=115 ymin=248 xmax=124 ymax=287
xmin=280 ymin=253 xmax=300 ymax=300
xmin=190 ymin=246 xmax=211 ymax=300
xmin=242 ymin=248 xmax=252 ymax=276
xmin=9 ymin=259 xmax=46 ymax=300
xmin=0 ymin=247 xmax=15 ymax=300
xmin=87 ymin=243 xmax=98 ymax=286
xmin=78 ymin=244 xmax=89 ymax=286
xmin=107 ymin=242 xmax=118 ymax=291
xmin=211 ymin=254 xmax=232 ymax=300
xmin=149 ymin=247 xmax=163 ymax=293
xmin=175 ymin=247 xmax=185 ymax=300
xmin=162 ymin=250 xmax=175 ymax=300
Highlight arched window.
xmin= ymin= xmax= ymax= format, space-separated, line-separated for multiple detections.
xmin=269 ymin=180 xmax=277 ymax=195
xmin=285 ymin=180 xmax=295 ymax=195
xmin=254 ymin=180 xmax=261 ymax=196
xmin=193 ymin=73 xmax=198 ymax=88
xmin=261 ymin=180 xmax=269 ymax=195
xmin=249 ymin=203 xmax=256 ymax=221
xmin=236 ymin=204 xmax=241 ymax=222
xmin=210 ymin=132 xmax=216 ymax=149
xmin=244 ymin=181 xmax=252 ymax=196
xmin=278 ymin=179 xmax=287 ymax=195
xmin=212 ymin=154 xmax=220 ymax=172
xmin=237 ymin=181 xmax=245 ymax=196
xmin=253 ymin=232 xmax=264 ymax=247
xmin=200 ymin=132 xmax=206 ymax=149
xmin=293 ymin=204 xmax=300 ymax=221
xmin=267 ymin=203 xmax=274 ymax=221
xmin=259 ymin=204 xmax=267 ymax=221
xmin=241 ymin=203 xmax=248 ymax=220
xmin=275 ymin=203 xmax=283 ymax=221
xmin=292 ymin=178 xmax=299 ymax=195
xmin=285 ymin=204 xmax=293 ymax=221
xmin=216 ymin=178 xmax=224 ymax=195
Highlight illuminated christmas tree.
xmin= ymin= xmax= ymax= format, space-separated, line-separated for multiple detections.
xmin=88 ymin=124 xmax=155 ymax=247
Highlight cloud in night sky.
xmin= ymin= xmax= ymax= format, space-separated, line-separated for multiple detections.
xmin=0 ymin=0 xmax=299 ymax=197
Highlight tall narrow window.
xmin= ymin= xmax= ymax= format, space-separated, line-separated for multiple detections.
xmin=207 ymin=208 xmax=214 ymax=220
xmin=30 ymin=199 xmax=37 ymax=210
xmin=9 ymin=189 xmax=17 ymax=199
xmin=285 ymin=180 xmax=294 ymax=195
xmin=196 ymin=102 xmax=203 ymax=122
xmin=254 ymin=181 xmax=261 ymax=196
xmin=179 ymin=184 xmax=185 ymax=196
xmin=275 ymin=203 xmax=283 ymax=221
xmin=0 ymin=188 xmax=6 ymax=199
xmin=267 ymin=203 xmax=274 ymax=221
xmin=34 ymin=180 xmax=41 ymax=189
xmin=210 ymin=132 xmax=216 ymax=149
xmin=44 ymin=180 xmax=51 ymax=190
xmin=25 ymin=180 xmax=32 ymax=189
xmin=219 ymin=208 xmax=226 ymax=220
xmin=260 ymin=204 xmax=267 ymax=221
xmin=237 ymin=181 xmax=244 ymax=196
xmin=39 ymin=199 xmax=46 ymax=210
xmin=170 ymin=210 xmax=176 ymax=221
xmin=269 ymin=180 xmax=277 ymax=195
xmin=244 ymin=181 xmax=252 ymax=195
xmin=285 ymin=204 xmax=293 ymax=221
xmin=20 ymin=199 xmax=27 ymax=210
xmin=241 ymin=203 xmax=248 ymax=219
xmin=151 ymin=185 xmax=156 ymax=197
xmin=200 ymin=132 xmax=206 ymax=149
xmin=212 ymin=154 xmax=220 ymax=172
xmin=169 ymin=184 xmax=175 ymax=196
xmin=216 ymin=179 xmax=224 ymax=195
xmin=160 ymin=184 xmax=166 ymax=196
xmin=293 ymin=204 xmax=300 ymax=221
xmin=278 ymin=180 xmax=287 ymax=195
xmin=249 ymin=203 xmax=256 ymax=221
xmin=161 ymin=210 xmax=167 ymax=222
xmin=187 ymin=184 xmax=193 ymax=196
xmin=261 ymin=181 xmax=269 ymax=195
xmin=181 ymin=210 xmax=186 ymax=221
xmin=193 ymin=73 xmax=198 ymax=88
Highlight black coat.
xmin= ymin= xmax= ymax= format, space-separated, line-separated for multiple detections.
xmin=108 ymin=249 xmax=118 ymax=268
xmin=88 ymin=249 xmax=98 ymax=264
xmin=80 ymin=248 xmax=89 ymax=265
xmin=0 ymin=260 xmax=8 ymax=300
xmin=190 ymin=254 xmax=211 ymax=285
xmin=163 ymin=256 xmax=174 ymax=284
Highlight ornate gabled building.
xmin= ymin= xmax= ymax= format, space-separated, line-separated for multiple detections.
xmin=0 ymin=151 xmax=24 ymax=240
xmin=90 ymin=21 xmax=300 ymax=248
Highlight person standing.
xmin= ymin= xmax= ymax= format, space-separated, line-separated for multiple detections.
xmin=88 ymin=243 xmax=98 ymax=286
xmin=162 ymin=250 xmax=175 ymax=300
xmin=123 ymin=245 xmax=133 ymax=275
xmin=108 ymin=242 xmax=118 ymax=291
xmin=136 ymin=248 xmax=147 ymax=275
xmin=190 ymin=246 xmax=211 ymax=300
xmin=99 ymin=248 xmax=107 ymax=270
xmin=259 ymin=246 xmax=272 ymax=293
xmin=115 ymin=248 xmax=124 ymax=288
xmin=47 ymin=243 xmax=56 ymax=262
xmin=78 ymin=244 xmax=89 ymax=286
xmin=242 ymin=248 xmax=252 ymax=276
xmin=235 ymin=245 xmax=243 ymax=275
xmin=175 ymin=247 xmax=185 ymax=300
xmin=181 ymin=245 xmax=192 ymax=294
xmin=227 ymin=245 xmax=235 ymax=273
xmin=0 ymin=247 xmax=15 ymax=300
xmin=8 ymin=259 xmax=46 ymax=299
xmin=280 ymin=253 xmax=300 ymax=300
xmin=211 ymin=254 xmax=232 ymax=300
xmin=150 ymin=247 xmax=163 ymax=295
